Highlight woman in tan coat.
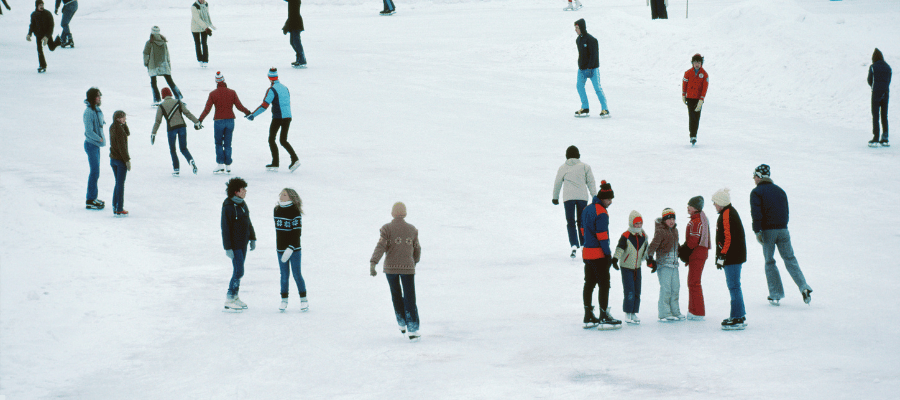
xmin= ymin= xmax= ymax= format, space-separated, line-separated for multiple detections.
xmin=370 ymin=202 xmax=422 ymax=341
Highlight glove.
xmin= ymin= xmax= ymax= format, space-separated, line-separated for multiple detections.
xmin=370 ymin=263 xmax=378 ymax=277
xmin=756 ymin=232 xmax=763 ymax=245
xmin=55 ymin=10 xmax=59 ymax=15
xmin=611 ymin=258 xmax=619 ymax=270
xmin=151 ymin=133 xmax=156 ymax=145
xmin=552 ymin=199 xmax=559 ymax=205
xmin=193 ymin=122 xmax=203 ymax=130
xmin=695 ymin=100 xmax=704 ymax=112
xmin=682 ymin=95 xmax=687 ymax=104
xmin=647 ymin=259 xmax=657 ymax=273
xmin=41 ymin=36 xmax=48 ymax=46
xmin=716 ymin=256 xmax=725 ymax=270
xmin=204 ymin=28 xmax=212 ymax=36
xmin=281 ymin=248 xmax=294 ymax=263
xmin=245 ymin=114 xmax=255 ymax=121
xmin=249 ymin=240 xmax=256 ymax=251
xmin=126 ymin=161 xmax=131 ymax=171
xmin=27 ymin=34 xmax=32 ymax=42
xmin=226 ymin=249 xmax=234 ymax=259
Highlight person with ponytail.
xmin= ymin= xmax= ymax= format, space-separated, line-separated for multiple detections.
xmin=275 ymin=188 xmax=306 ymax=312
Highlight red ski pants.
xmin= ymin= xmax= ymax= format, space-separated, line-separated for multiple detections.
xmin=687 ymin=246 xmax=708 ymax=316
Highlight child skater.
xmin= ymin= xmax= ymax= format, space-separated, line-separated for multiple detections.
xmin=648 ymin=208 xmax=683 ymax=321
xmin=108 ymin=110 xmax=130 ymax=217
xmin=370 ymin=202 xmax=422 ymax=341
xmin=275 ymin=188 xmax=306 ymax=312
xmin=612 ymin=211 xmax=650 ymax=324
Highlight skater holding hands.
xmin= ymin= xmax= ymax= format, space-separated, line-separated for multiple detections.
xmin=151 ymin=87 xmax=201 ymax=176
xmin=246 ymin=68 xmax=300 ymax=172
xmin=648 ymin=208 xmax=683 ymax=321
xmin=199 ymin=72 xmax=252 ymax=174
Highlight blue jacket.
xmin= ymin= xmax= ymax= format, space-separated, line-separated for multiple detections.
xmin=83 ymin=100 xmax=105 ymax=147
xmin=750 ymin=179 xmax=789 ymax=233
xmin=249 ymin=80 xmax=292 ymax=119
xmin=221 ymin=197 xmax=257 ymax=251
xmin=581 ymin=196 xmax=611 ymax=259
xmin=868 ymin=60 xmax=892 ymax=93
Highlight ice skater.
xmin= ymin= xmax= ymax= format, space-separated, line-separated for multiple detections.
xmin=54 ymin=0 xmax=77 ymax=47
xmin=564 ymin=0 xmax=583 ymax=11
xmin=151 ymin=87 xmax=202 ymax=176
xmin=27 ymin=0 xmax=61 ymax=73
xmin=680 ymin=195 xmax=710 ymax=320
xmin=222 ymin=177 xmax=257 ymax=311
xmin=552 ymin=145 xmax=597 ymax=258
xmin=109 ymin=110 xmax=131 ymax=217
xmin=190 ymin=0 xmax=216 ymax=67
xmin=380 ymin=0 xmax=396 ymax=15
xmin=199 ymin=72 xmax=252 ymax=174
xmin=682 ymin=53 xmax=709 ymax=145
xmin=868 ymin=48 xmax=891 ymax=147
xmin=581 ymin=181 xmax=621 ymax=330
xmin=712 ymin=188 xmax=747 ymax=330
xmin=247 ymin=68 xmax=301 ymax=172
xmin=144 ymin=26 xmax=183 ymax=106
xmin=83 ymin=87 xmax=106 ymax=210
xmin=370 ymin=202 xmax=422 ymax=341
xmin=649 ymin=0 xmax=667 ymax=19
xmin=0 ymin=1 xmax=11 ymax=16
xmin=611 ymin=211 xmax=650 ymax=325
xmin=274 ymin=188 xmax=306 ymax=312
xmin=283 ymin=0 xmax=306 ymax=67
xmin=648 ymin=208 xmax=684 ymax=321
xmin=573 ymin=19 xmax=609 ymax=118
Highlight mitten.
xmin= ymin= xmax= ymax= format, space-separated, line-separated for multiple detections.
xmin=26 ymin=34 xmax=32 ymax=42
xmin=226 ymin=249 xmax=234 ymax=259
xmin=281 ymin=248 xmax=294 ymax=263
xmin=611 ymin=258 xmax=620 ymax=270
xmin=695 ymin=100 xmax=704 ymax=112
xmin=370 ymin=263 xmax=378 ymax=277
xmin=682 ymin=95 xmax=686 ymax=104
xmin=194 ymin=122 xmax=203 ymax=130
xmin=245 ymin=114 xmax=254 ymax=121
xmin=716 ymin=256 xmax=725 ymax=269
xmin=552 ymin=199 xmax=559 ymax=205
xmin=249 ymin=240 xmax=256 ymax=251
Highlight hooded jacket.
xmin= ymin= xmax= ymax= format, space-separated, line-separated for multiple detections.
xmin=221 ymin=197 xmax=256 ymax=251
xmin=282 ymin=0 xmax=304 ymax=34
xmin=152 ymin=96 xmax=200 ymax=134
xmin=749 ymin=178 xmax=789 ymax=233
xmin=575 ymin=19 xmax=599 ymax=70
xmin=648 ymin=217 xmax=679 ymax=265
xmin=191 ymin=1 xmax=216 ymax=33
xmin=199 ymin=81 xmax=252 ymax=121
xmin=715 ymin=204 xmax=747 ymax=265
xmin=613 ymin=211 xmax=649 ymax=270
xmin=83 ymin=100 xmax=106 ymax=147
xmin=868 ymin=60 xmax=892 ymax=93
xmin=143 ymin=34 xmax=171 ymax=76
xmin=553 ymin=158 xmax=597 ymax=203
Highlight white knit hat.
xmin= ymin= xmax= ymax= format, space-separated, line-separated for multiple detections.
xmin=151 ymin=26 xmax=161 ymax=35
xmin=712 ymin=188 xmax=731 ymax=207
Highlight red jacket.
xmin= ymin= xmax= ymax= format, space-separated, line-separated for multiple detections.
xmin=682 ymin=67 xmax=709 ymax=100
xmin=199 ymin=82 xmax=252 ymax=122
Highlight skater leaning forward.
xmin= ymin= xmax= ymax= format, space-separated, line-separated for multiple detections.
xmin=247 ymin=68 xmax=300 ymax=172
xmin=712 ymin=188 xmax=748 ymax=330
xmin=151 ymin=87 xmax=201 ymax=176
xmin=573 ymin=18 xmax=609 ymax=118
xmin=682 ymin=53 xmax=709 ymax=145
xmin=611 ymin=211 xmax=650 ymax=325
xmin=370 ymin=202 xmax=422 ymax=341
xmin=552 ymin=145 xmax=597 ymax=258
xmin=199 ymin=72 xmax=252 ymax=174
xmin=83 ymin=87 xmax=106 ymax=210
xmin=648 ymin=208 xmax=684 ymax=321
xmin=274 ymin=188 xmax=307 ymax=312
xmin=581 ymin=181 xmax=621 ymax=330
xmin=222 ymin=177 xmax=256 ymax=311
xmin=679 ymin=195 xmax=710 ymax=320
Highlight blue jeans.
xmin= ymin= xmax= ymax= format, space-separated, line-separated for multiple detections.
xmin=289 ymin=31 xmax=306 ymax=65
xmin=167 ymin=127 xmax=194 ymax=170
xmin=60 ymin=1 xmax=78 ymax=43
xmin=564 ymin=200 xmax=587 ymax=247
xmin=278 ymin=250 xmax=306 ymax=296
xmin=723 ymin=263 xmax=745 ymax=319
xmin=621 ymin=267 xmax=642 ymax=313
xmin=577 ymin=68 xmax=608 ymax=111
xmin=383 ymin=0 xmax=395 ymax=11
xmin=213 ymin=119 xmax=234 ymax=165
xmin=872 ymin=90 xmax=889 ymax=142
xmin=84 ymin=141 xmax=100 ymax=201
xmin=228 ymin=249 xmax=246 ymax=297
xmin=110 ymin=158 xmax=127 ymax=212
xmin=761 ymin=229 xmax=811 ymax=299
xmin=386 ymin=274 xmax=418 ymax=332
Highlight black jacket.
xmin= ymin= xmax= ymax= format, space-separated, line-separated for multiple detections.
xmin=715 ymin=204 xmax=747 ymax=265
xmin=221 ymin=197 xmax=256 ymax=250
xmin=868 ymin=60 xmax=892 ymax=93
xmin=274 ymin=204 xmax=301 ymax=251
xmin=575 ymin=19 xmax=599 ymax=70
xmin=749 ymin=179 xmax=789 ymax=233
xmin=28 ymin=9 xmax=54 ymax=39
xmin=282 ymin=0 xmax=304 ymax=34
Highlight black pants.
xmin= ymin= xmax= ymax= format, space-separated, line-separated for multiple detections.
xmin=150 ymin=75 xmax=181 ymax=102
xmin=36 ymin=36 xmax=58 ymax=68
xmin=192 ymin=31 xmax=209 ymax=62
xmin=872 ymin=90 xmax=889 ymax=142
xmin=269 ymin=118 xmax=298 ymax=166
xmin=583 ymin=258 xmax=611 ymax=310
xmin=686 ymin=98 xmax=702 ymax=139
xmin=651 ymin=0 xmax=668 ymax=19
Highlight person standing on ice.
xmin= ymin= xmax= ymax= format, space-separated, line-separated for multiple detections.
xmin=380 ymin=0 xmax=396 ymax=15
xmin=144 ymin=26 xmax=183 ymax=106
xmin=151 ymin=87 xmax=202 ymax=176
xmin=83 ymin=87 xmax=106 ymax=211
xmin=190 ymin=0 xmax=215 ymax=68
xmin=749 ymin=164 xmax=813 ymax=306
xmin=370 ymin=202 xmax=422 ymax=341
xmin=552 ymin=145 xmax=596 ymax=259
xmin=712 ymin=188 xmax=747 ymax=330
xmin=682 ymin=53 xmax=709 ymax=146
xmin=563 ymin=0 xmax=583 ymax=11
xmin=648 ymin=208 xmax=683 ymax=321
xmin=222 ymin=177 xmax=256 ymax=311
xmin=283 ymin=0 xmax=307 ymax=67
xmin=199 ymin=72 xmax=252 ymax=174
xmin=274 ymin=188 xmax=306 ymax=312
xmin=108 ymin=110 xmax=131 ymax=217
xmin=868 ymin=48 xmax=891 ymax=147
xmin=573 ymin=19 xmax=609 ymax=118
xmin=611 ymin=211 xmax=650 ymax=325
xmin=27 ymin=0 xmax=61 ymax=73
xmin=649 ymin=0 xmax=667 ymax=19
xmin=680 ymin=195 xmax=709 ymax=320
xmin=246 ymin=68 xmax=301 ymax=172
xmin=54 ymin=0 xmax=77 ymax=48
xmin=581 ymin=181 xmax=621 ymax=330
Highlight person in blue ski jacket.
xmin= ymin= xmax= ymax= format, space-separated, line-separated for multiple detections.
xmin=247 ymin=68 xmax=299 ymax=171
xmin=868 ymin=48 xmax=892 ymax=147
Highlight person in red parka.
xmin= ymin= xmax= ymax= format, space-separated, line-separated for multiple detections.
xmin=682 ymin=53 xmax=709 ymax=146
xmin=679 ymin=195 xmax=710 ymax=320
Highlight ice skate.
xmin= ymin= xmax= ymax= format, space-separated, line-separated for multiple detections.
xmin=86 ymin=199 xmax=105 ymax=210
xmin=767 ymin=296 xmax=780 ymax=306
xmin=686 ymin=312 xmax=704 ymax=321
xmin=172 ymin=169 xmax=180 ymax=177
xmin=574 ymin=0 xmax=583 ymax=9
xmin=881 ymin=140 xmax=890 ymax=147
xmin=408 ymin=331 xmax=421 ymax=342
xmin=233 ymin=296 xmax=248 ymax=309
xmin=574 ymin=108 xmax=590 ymax=118
xmin=659 ymin=315 xmax=680 ymax=322
xmin=583 ymin=306 xmax=600 ymax=329
xmin=191 ymin=160 xmax=198 ymax=174
xmin=300 ymin=297 xmax=309 ymax=311
xmin=690 ymin=137 xmax=697 ymax=146
xmin=113 ymin=210 xmax=129 ymax=218
xmin=598 ymin=110 xmax=610 ymax=119
xmin=37 ymin=67 xmax=47 ymax=73
xmin=289 ymin=160 xmax=301 ymax=172
xmin=213 ymin=164 xmax=226 ymax=174
xmin=279 ymin=298 xmax=288 ymax=312
xmin=399 ymin=324 xmax=407 ymax=334
xmin=869 ymin=140 xmax=880 ymax=147
xmin=598 ymin=307 xmax=623 ymax=330
xmin=625 ymin=313 xmax=640 ymax=324
xmin=266 ymin=164 xmax=279 ymax=172
xmin=564 ymin=2 xmax=574 ymax=11
xmin=225 ymin=164 xmax=231 ymax=174
xmin=721 ymin=317 xmax=746 ymax=330
xmin=802 ymin=289 xmax=812 ymax=305
xmin=223 ymin=298 xmax=243 ymax=312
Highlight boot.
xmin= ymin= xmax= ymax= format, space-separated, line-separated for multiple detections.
xmin=279 ymin=297 xmax=288 ymax=312
xmin=583 ymin=306 xmax=600 ymax=328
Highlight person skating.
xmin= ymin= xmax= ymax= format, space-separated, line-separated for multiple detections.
xmin=380 ymin=0 xmax=396 ymax=15
xmin=370 ymin=202 xmax=422 ymax=341
xmin=199 ymin=72 xmax=252 ymax=174
xmin=246 ymin=68 xmax=300 ymax=172
xmin=682 ymin=53 xmax=709 ymax=145
xmin=0 ymin=1 xmax=11 ymax=16
xmin=868 ymin=48 xmax=891 ymax=147
xmin=190 ymin=0 xmax=215 ymax=68
xmin=648 ymin=208 xmax=684 ymax=321
xmin=581 ymin=181 xmax=621 ymax=330
xmin=83 ymin=87 xmax=106 ymax=210
xmin=283 ymin=0 xmax=307 ymax=67
xmin=27 ymin=0 xmax=61 ymax=73
xmin=611 ymin=211 xmax=650 ymax=325
xmin=649 ymin=0 xmax=667 ymax=19
xmin=564 ymin=0 xmax=583 ymax=11
xmin=552 ymin=145 xmax=597 ymax=258
xmin=143 ymin=26 xmax=183 ymax=106
xmin=275 ymin=188 xmax=306 ymax=312
xmin=573 ymin=19 xmax=609 ymax=118
xmin=109 ymin=111 xmax=131 ymax=217
xmin=679 ymin=195 xmax=710 ymax=320
xmin=151 ymin=87 xmax=202 ymax=176
xmin=222 ymin=177 xmax=257 ymax=311
xmin=750 ymin=164 xmax=813 ymax=306
xmin=54 ymin=0 xmax=77 ymax=48
xmin=712 ymin=188 xmax=747 ymax=330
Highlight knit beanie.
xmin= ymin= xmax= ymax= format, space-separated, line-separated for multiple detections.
xmin=151 ymin=26 xmax=161 ymax=35
xmin=661 ymin=208 xmax=676 ymax=221
xmin=268 ymin=67 xmax=278 ymax=81
xmin=215 ymin=71 xmax=225 ymax=82
xmin=391 ymin=202 xmax=407 ymax=218
xmin=565 ymin=145 xmax=580 ymax=159
xmin=597 ymin=180 xmax=614 ymax=200
xmin=712 ymin=188 xmax=731 ymax=207
xmin=688 ymin=196 xmax=704 ymax=211
xmin=692 ymin=53 xmax=704 ymax=65
xmin=754 ymin=164 xmax=770 ymax=179
xmin=161 ymin=87 xmax=173 ymax=98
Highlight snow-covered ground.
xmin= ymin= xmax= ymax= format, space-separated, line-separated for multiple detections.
xmin=1 ymin=0 xmax=898 ymax=398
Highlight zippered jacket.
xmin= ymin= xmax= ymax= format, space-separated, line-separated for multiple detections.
xmin=83 ymin=100 xmax=106 ymax=147
xmin=613 ymin=231 xmax=649 ymax=270
xmin=249 ymin=80 xmax=292 ymax=119
xmin=553 ymin=159 xmax=596 ymax=202
xmin=715 ymin=204 xmax=747 ymax=265
xmin=868 ymin=60 xmax=892 ymax=93
xmin=682 ymin=67 xmax=709 ymax=100
xmin=221 ymin=197 xmax=256 ymax=251
xmin=581 ymin=196 xmax=611 ymax=260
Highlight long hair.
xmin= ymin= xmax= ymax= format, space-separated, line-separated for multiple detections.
xmin=280 ymin=188 xmax=303 ymax=215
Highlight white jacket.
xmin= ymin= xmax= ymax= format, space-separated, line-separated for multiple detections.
xmin=191 ymin=1 xmax=216 ymax=33
xmin=552 ymin=159 xmax=596 ymax=202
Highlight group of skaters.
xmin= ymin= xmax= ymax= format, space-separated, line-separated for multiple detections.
xmin=553 ymin=146 xmax=814 ymax=331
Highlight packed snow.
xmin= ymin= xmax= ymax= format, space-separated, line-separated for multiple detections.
xmin=1 ymin=0 xmax=898 ymax=398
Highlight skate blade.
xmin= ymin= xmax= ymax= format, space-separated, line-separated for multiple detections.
xmin=266 ymin=168 xmax=278 ymax=172
xmin=223 ymin=307 xmax=243 ymax=313
xmin=408 ymin=336 xmax=420 ymax=342
xmin=597 ymin=324 xmax=622 ymax=331
xmin=599 ymin=115 xmax=611 ymax=119
xmin=583 ymin=323 xmax=599 ymax=329
xmin=626 ymin=321 xmax=640 ymax=325
xmin=289 ymin=164 xmax=301 ymax=172
xmin=721 ymin=325 xmax=746 ymax=331
xmin=574 ymin=114 xmax=589 ymax=118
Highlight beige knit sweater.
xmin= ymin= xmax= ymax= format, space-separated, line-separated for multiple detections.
xmin=370 ymin=217 xmax=421 ymax=274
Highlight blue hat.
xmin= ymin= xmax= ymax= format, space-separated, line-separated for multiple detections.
xmin=268 ymin=67 xmax=278 ymax=81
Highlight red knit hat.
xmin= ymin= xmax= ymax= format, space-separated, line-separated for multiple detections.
xmin=161 ymin=87 xmax=173 ymax=98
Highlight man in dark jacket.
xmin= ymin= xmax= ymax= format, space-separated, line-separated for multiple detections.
xmin=712 ymin=188 xmax=747 ymax=330
xmin=750 ymin=164 xmax=812 ymax=306
xmin=283 ymin=0 xmax=306 ymax=67
xmin=573 ymin=19 xmax=609 ymax=118
xmin=581 ymin=181 xmax=621 ymax=329
xmin=27 ymin=0 xmax=61 ymax=72
xmin=222 ymin=177 xmax=256 ymax=311
xmin=868 ymin=48 xmax=891 ymax=147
